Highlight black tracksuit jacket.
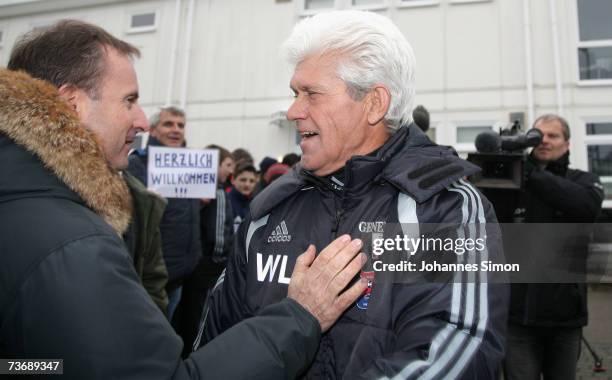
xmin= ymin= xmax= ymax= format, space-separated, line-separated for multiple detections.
xmin=199 ymin=125 xmax=509 ymax=379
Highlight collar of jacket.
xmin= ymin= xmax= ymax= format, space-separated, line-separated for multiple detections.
xmin=529 ymin=150 xmax=570 ymax=176
xmin=250 ymin=123 xmax=480 ymax=219
xmin=147 ymin=135 xmax=164 ymax=148
xmin=230 ymin=187 xmax=251 ymax=204
xmin=146 ymin=135 xmax=187 ymax=148
xmin=0 ymin=69 xmax=132 ymax=235
xmin=381 ymin=124 xmax=481 ymax=203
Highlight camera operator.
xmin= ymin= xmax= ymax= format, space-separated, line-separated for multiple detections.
xmin=504 ymin=114 xmax=605 ymax=380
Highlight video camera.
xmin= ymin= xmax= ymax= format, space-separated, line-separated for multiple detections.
xmin=467 ymin=121 xmax=542 ymax=190
xmin=467 ymin=121 xmax=543 ymax=222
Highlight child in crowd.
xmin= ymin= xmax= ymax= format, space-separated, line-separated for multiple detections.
xmin=229 ymin=163 xmax=257 ymax=232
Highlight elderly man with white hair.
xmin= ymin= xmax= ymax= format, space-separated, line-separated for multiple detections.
xmin=198 ymin=10 xmax=508 ymax=379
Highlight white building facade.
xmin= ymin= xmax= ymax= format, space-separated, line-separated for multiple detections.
xmin=0 ymin=0 xmax=610 ymax=206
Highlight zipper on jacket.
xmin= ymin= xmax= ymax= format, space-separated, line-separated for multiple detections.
xmin=331 ymin=193 xmax=345 ymax=239
xmin=331 ymin=208 xmax=343 ymax=238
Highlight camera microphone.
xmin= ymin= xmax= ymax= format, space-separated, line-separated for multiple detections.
xmin=475 ymin=128 xmax=543 ymax=153
xmin=475 ymin=131 xmax=501 ymax=153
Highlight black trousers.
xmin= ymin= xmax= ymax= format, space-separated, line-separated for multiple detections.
xmin=503 ymin=323 xmax=582 ymax=380
xmin=174 ymin=258 xmax=223 ymax=358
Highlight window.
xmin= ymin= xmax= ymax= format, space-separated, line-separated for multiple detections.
xmin=457 ymin=125 xmax=492 ymax=144
xmin=304 ymin=0 xmax=334 ymax=10
xmin=452 ymin=123 xmax=495 ymax=154
xmin=127 ymin=11 xmax=157 ymax=34
xmin=396 ymin=0 xmax=440 ymax=8
xmin=352 ymin=0 xmax=383 ymax=4
xmin=587 ymin=122 xmax=612 ymax=135
xmin=300 ymin=0 xmax=388 ymax=14
xmin=585 ymin=121 xmax=612 ymax=204
xmin=576 ymin=0 xmax=612 ymax=82
xmin=449 ymin=0 xmax=491 ymax=3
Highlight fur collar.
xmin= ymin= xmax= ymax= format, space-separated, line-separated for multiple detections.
xmin=0 ymin=69 xmax=131 ymax=235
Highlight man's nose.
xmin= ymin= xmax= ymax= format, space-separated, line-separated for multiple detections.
xmin=287 ymin=97 xmax=306 ymax=121
xmin=134 ymin=106 xmax=149 ymax=133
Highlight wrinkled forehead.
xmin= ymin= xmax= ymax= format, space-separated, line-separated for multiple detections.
xmin=290 ymin=52 xmax=347 ymax=88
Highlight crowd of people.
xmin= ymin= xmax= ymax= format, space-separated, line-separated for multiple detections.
xmin=0 ymin=8 xmax=605 ymax=380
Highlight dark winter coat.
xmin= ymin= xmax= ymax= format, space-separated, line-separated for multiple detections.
xmin=229 ymin=187 xmax=251 ymax=232
xmin=508 ymin=152 xmax=604 ymax=327
xmin=0 ymin=69 xmax=323 ymax=379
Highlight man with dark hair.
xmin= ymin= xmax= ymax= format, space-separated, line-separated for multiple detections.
xmin=8 ymin=19 xmax=140 ymax=99
xmin=8 ymin=19 xmax=169 ymax=313
xmin=231 ymin=147 xmax=254 ymax=166
xmin=0 ymin=19 xmax=367 ymax=379
xmin=504 ymin=114 xmax=604 ymax=380
xmin=128 ymin=106 xmax=199 ymax=321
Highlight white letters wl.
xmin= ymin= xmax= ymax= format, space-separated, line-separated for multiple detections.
xmin=256 ymin=253 xmax=291 ymax=284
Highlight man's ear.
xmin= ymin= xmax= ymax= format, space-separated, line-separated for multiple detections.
xmin=366 ymin=85 xmax=391 ymax=126
xmin=57 ymin=84 xmax=88 ymax=117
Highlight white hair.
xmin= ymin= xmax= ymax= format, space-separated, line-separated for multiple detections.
xmin=281 ymin=10 xmax=416 ymax=132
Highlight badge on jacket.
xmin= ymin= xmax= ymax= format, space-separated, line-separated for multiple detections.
xmin=356 ymin=271 xmax=375 ymax=310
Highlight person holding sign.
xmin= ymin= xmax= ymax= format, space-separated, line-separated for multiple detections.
xmin=177 ymin=144 xmax=236 ymax=357
xmin=128 ymin=106 xmax=202 ymax=321
xmin=0 ymin=20 xmax=369 ymax=379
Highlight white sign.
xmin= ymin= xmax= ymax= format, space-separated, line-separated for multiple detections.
xmin=147 ymin=146 xmax=218 ymax=199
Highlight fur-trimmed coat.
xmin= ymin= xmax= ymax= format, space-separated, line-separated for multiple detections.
xmin=0 ymin=69 xmax=321 ymax=379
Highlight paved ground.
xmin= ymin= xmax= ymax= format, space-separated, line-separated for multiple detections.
xmin=577 ymin=285 xmax=612 ymax=379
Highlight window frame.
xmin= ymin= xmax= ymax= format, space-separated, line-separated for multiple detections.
xmin=298 ymin=0 xmax=391 ymax=15
xmin=452 ymin=121 xmax=496 ymax=153
xmin=394 ymin=0 xmax=439 ymax=9
xmin=350 ymin=0 xmax=389 ymax=12
xmin=126 ymin=10 xmax=159 ymax=35
xmin=448 ymin=0 xmax=492 ymax=4
xmin=583 ymin=117 xmax=612 ymax=208
xmin=574 ymin=0 xmax=612 ymax=86
xmin=299 ymin=0 xmax=340 ymax=15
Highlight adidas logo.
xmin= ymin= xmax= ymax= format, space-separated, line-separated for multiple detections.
xmin=268 ymin=221 xmax=292 ymax=243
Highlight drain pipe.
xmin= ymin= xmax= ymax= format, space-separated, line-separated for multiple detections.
xmin=523 ymin=0 xmax=535 ymax=127
xmin=165 ymin=0 xmax=181 ymax=106
xmin=179 ymin=0 xmax=195 ymax=110
xmin=549 ymin=0 xmax=564 ymax=116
